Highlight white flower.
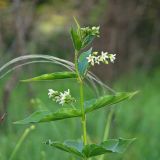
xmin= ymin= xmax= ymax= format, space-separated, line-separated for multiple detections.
xmin=99 ymin=51 xmax=109 ymax=62
xmin=64 ymin=89 xmax=70 ymax=96
xmin=94 ymin=56 xmax=100 ymax=64
xmin=109 ymin=54 xmax=116 ymax=63
xmin=59 ymin=89 xmax=74 ymax=106
xmin=48 ymin=89 xmax=75 ymax=106
xmin=55 ymin=95 xmax=61 ymax=103
xmin=92 ymin=26 xmax=97 ymax=30
xmin=91 ymin=26 xmax=100 ymax=37
xmin=86 ymin=51 xmax=116 ymax=66
xmin=48 ymin=89 xmax=58 ymax=98
xmin=60 ymin=89 xmax=69 ymax=100
xmin=59 ymin=92 xmax=65 ymax=99
xmin=58 ymin=95 xmax=65 ymax=105
xmin=86 ymin=54 xmax=95 ymax=66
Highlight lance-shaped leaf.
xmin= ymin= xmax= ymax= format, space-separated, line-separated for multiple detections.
xmin=83 ymin=138 xmax=136 ymax=158
xmin=78 ymin=48 xmax=92 ymax=77
xmin=45 ymin=138 xmax=135 ymax=158
xmin=85 ymin=91 xmax=138 ymax=113
xmin=70 ymin=27 xmax=82 ymax=51
xmin=46 ymin=140 xmax=84 ymax=157
xmin=14 ymin=108 xmax=82 ymax=124
xmin=82 ymin=35 xmax=95 ymax=49
xmin=21 ymin=72 xmax=77 ymax=82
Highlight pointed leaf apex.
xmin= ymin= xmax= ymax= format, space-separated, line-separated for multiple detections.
xmin=129 ymin=91 xmax=139 ymax=99
xmin=73 ymin=16 xmax=81 ymax=29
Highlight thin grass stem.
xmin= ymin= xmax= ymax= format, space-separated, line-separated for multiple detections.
xmin=9 ymin=125 xmax=35 ymax=160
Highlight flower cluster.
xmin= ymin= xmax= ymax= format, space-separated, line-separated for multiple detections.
xmin=80 ymin=26 xmax=100 ymax=37
xmin=48 ymin=89 xmax=76 ymax=106
xmin=86 ymin=51 xmax=116 ymax=66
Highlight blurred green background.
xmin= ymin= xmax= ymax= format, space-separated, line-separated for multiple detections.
xmin=0 ymin=0 xmax=160 ymax=160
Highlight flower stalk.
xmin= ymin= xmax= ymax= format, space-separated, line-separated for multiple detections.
xmin=9 ymin=125 xmax=35 ymax=160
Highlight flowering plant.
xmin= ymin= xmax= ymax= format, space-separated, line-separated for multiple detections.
xmin=14 ymin=19 xmax=137 ymax=160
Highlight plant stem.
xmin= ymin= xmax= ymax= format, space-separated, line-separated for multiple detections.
xmin=74 ymin=50 xmax=87 ymax=145
xmin=99 ymin=109 xmax=114 ymax=160
xmin=103 ymin=109 xmax=114 ymax=141
xmin=80 ymin=81 xmax=87 ymax=145
xmin=9 ymin=125 xmax=35 ymax=160
xmin=74 ymin=50 xmax=81 ymax=82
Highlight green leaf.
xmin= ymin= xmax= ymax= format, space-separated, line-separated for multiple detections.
xmin=78 ymin=48 xmax=92 ymax=77
xmin=46 ymin=140 xmax=84 ymax=157
xmin=46 ymin=138 xmax=135 ymax=158
xmin=82 ymin=35 xmax=95 ymax=49
xmin=70 ymin=27 xmax=82 ymax=51
xmin=21 ymin=72 xmax=77 ymax=82
xmin=14 ymin=108 xmax=82 ymax=124
xmin=85 ymin=91 xmax=138 ymax=113
xmin=83 ymin=138 xmax=136 ymax=158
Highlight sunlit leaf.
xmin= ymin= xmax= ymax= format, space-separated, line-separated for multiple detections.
xmin=14 ymin=108 xmax=82 ymax=124
xmin=85 ymin=92 xmax=138 ymax=113
xmin=21 ymin=72 xmax=77 ymax=82
xmin=78 ymin=48 xmax=92 ymax=77
xmin=46 ymin=138 xmax=135 ymax=158
xmin=70 ymin=27 xmax=82 ymax=51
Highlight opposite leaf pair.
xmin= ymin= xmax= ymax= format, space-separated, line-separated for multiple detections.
xmin=45 ymin=138 xmax=135 ymax=158
xmin=14 ymin=90 xmax=137 ymax=124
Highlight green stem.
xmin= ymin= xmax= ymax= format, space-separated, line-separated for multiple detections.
xmin=80 ymin=81 xmax=87 ymax=145
xmin=74 ymin=50 xmax=87 ymax=146
xmin=74 ymin=50 xmax=81 ymax=82
xmin=99 ymin=109 xmax=114 ymax=160
xmin=103 ymin=109 xmax=114 ymax=141
xmin=9 ymin=125 xmax=35 ymax=160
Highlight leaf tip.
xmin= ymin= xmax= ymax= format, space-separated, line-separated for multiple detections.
xmin=13 ymin=119 xmax=29 ymax=125
xmin=45 ymin=139 xmax=53 ymax=145
xmin=129 ymin=90 xmax=139 ymax=99
xmin=13 ymin=121 xmax=20 ymax=124
xmin=20 ymin=79 xmax=30 ymax=82
xmin=73 ymin=16 xmax=80 ymax=28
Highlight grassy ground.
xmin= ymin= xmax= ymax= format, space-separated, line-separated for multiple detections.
xmin=0 ymin=69 xmax=160 ymax=160
xmin=112 ymin=69 xmax=160 ymax=160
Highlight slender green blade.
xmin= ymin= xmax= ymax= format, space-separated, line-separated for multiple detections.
xmin=14 ymin=108 xmax=82 ymax=124
xmin=82 ymin=35 xmax=95 ymax=49
xmin=21 ymin=72 xmax=77 ymax=82
xmin=73 ymin=16 xmax=81 ymax=29
xmin=45 ymin=140 xmax=84 ymax=157
xmin=85 ymin=91 xmax=138 ymax=113
xmin=70 ymin=27 xmax=82 ymax=51
xmin=78 ymin=48 xmax=92 ymax=77
xmin=83 ymin=138 xmax=136 ymax=158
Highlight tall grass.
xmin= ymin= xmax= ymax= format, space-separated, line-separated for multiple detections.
xmin=111 ymin=69 xmax=160 ymax=160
